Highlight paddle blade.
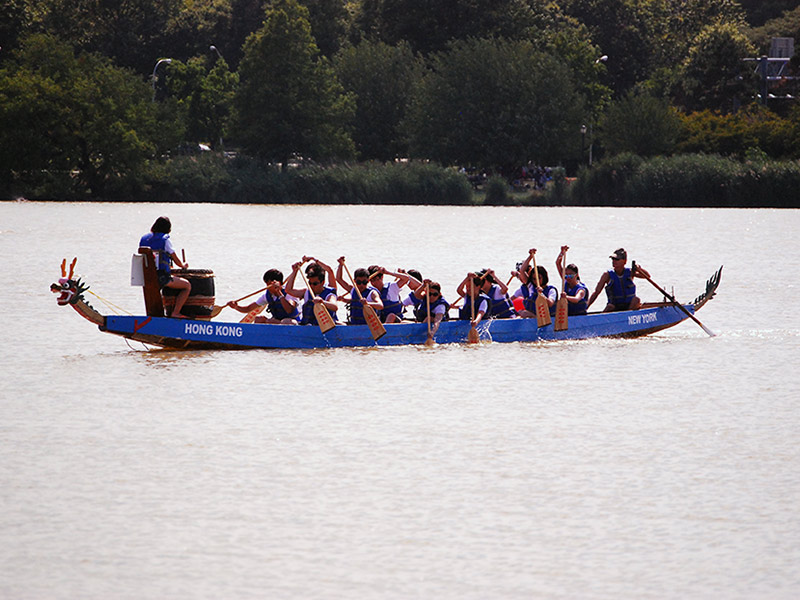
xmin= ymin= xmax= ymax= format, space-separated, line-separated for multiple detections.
xmin=554 ymin=297 xmax=568 ymax=331
xmin=240 ymin=305 xmax=265 ymax=323
xmin=535 ymin=295 xmax=552 ymax=327
xmin=209 ymin=305 xmax=223 ymax=318
xmin=468 ymin=325 xmax=479 ymax=344
xmin=362 ymin=304 xmax=387 ymax=341
xmin=425 ymin=334 xmax=435 ymax=346
xmin=313 ymin=302 xmax=336 ymax=333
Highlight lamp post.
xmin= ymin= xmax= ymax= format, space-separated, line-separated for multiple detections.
xmin=580 ymin=125 xmax=587 ymax=164
xmin=210 ymin=45 xmax=223 ymax=60
xmin=152 ymin=58 xmax=172 ymax=102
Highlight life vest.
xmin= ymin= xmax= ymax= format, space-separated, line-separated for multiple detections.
xmin=348 ymin=286 xmax=379 ymax=324
xmin=300 ymin=287 xmax=338 ymax=325
xmin=521 ymin=283 xmax=559 ymax=316
xmin=458 ymin=293 xmax=491 ymax=321
xmin=265 ymin=288 xmax=300 ymax=320
xmin=565 ymin=281 xmax=589 ymax=315
xmin=414 ymin=296 xmax=450 ymax=322
xmin=487 ymin=284 xmax=516 ymax=318
xmin=139 ymin=232 xmax=171 ymax=274
xmin=379 ymin=282 xmax=404 ymax=322
xmin=605 ymin=268 xmax=636 ymax=306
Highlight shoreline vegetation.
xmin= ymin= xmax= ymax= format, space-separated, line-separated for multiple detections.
xmin=5 ymin=153 xmax=799 ymax=208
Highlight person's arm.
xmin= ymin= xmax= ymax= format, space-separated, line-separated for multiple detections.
xmin=316 ymin=288 xmax=339 ymax=312
xmin=555 ymin=245 xmax=568 ymax=278
xmin=632 ymin=263 xmax=651 ymax=279
xmin=312 ymin=258 xmax=338 ymax=290
xmin=472 ymin=297 xmax=488 ymax=327
xmin=430 ymin=307 xmax=445 ymax=335
xmin=227 ymin=300 xmax=261 ymax=313
xmin=545 ymin=286 xmax=557 ymax=308
xmin=169 ymin=251 xmax=187 ymax=270
xmin=587 ymin=272 xmax=610 ymax=309
xmin=487 ymin=269 xmax=508 ymax=295
xmin=284 ymin=261 xmax=305 ymax=297
xmin=383 ymin=268 xmax=410 ymax=288
xmin=365 ymin=288 xmax=383 ymax=311
xmin=518 ymin=248 xmax=536 ymax=285
xmin=277 ymin=288 xmax=298 ymax=314
xmin=400 ymin=269 xmax=422 ymax=291
xmin=567 ymin=286 xmax=587 ymax=304
xmin=456 ymin=272 xmax=476 ymax=298
xmin=335 ymin=256 xmax=350 ymax=289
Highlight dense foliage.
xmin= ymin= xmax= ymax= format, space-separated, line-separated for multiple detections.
xmin=2 ymin=0 xmax=800 ymax=204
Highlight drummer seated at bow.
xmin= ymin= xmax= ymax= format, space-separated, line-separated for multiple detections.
xmin=367 ymin=265 xmax=411 ymax=323
xmin=284 ymin=258 xmax=340 ymax=326
xmin=587 ymin=247 xmax=651 ymax=312
xmin=139 ymin=216 xmax=191 ymax=318
xmin=335 ymin=258 xmax=383 ymax=325
xmin=414 ymin=280 xmax=450 ymax=336
xmin=476 ymin=268 xmax=517 ymax=318
xmin=227 ymin=268 xmax=300 ymax=324
xmin=456 ymin=272 xmax=491 ymax=326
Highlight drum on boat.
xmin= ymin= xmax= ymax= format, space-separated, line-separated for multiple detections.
xmin=162 ymin=269 xmax=215 ymax=318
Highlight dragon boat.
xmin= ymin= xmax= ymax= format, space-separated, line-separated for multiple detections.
xmin=52 ymin=255 xmax=722 ymax=350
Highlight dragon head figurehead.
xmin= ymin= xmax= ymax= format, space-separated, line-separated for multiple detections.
xmin=51 ymin=258 xmax=89 ymax=306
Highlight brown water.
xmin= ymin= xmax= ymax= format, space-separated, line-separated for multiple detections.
xmin=2 ymin=202 xmax=799 ymax=599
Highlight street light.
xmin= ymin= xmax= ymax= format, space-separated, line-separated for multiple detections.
xmin=152 ymin=58 xmax=172 ymax=102
xmin=210 ymin=45 xmax=223 ymax=60
xmin=580 ymin=125 xmax=587 ymax=163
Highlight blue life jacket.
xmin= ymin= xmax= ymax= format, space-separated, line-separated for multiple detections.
xmin=265 ymin=288 xmax=300 ymax=320
xmin=379 ymin=283 xmax=404 ymax=322
xmin=414 ymin=296 xmax=450 ymax=322
xmin=348 ymin=286 xmax=379 ymax=324
xmin=458 ymin=293 xmax=491 ymax=321
xmin=487 ymin=284 xmax=516 ymax=318
xmin=300 ymin=287 xmax=338 ymax=325
xmin=605 ymin=268 xmax=636 ymax=306
xmin=139 ymin=232 xmax=171 ymax=274
xmin=521 ymin=283 xmax=559 ymax=316
xmin=565 ymin=281 xmax=589 ymax=315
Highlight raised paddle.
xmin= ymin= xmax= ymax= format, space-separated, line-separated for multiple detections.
xmin=422 ymin=283 xmax=435 ymax=346
xmin=531 ymin=253 xmax=552 ymax=327
xmin=342 ymin=261 xmax=386 ymax=341
xmin=468 ymin=277 xmax=480 ymax=343
xmin=554 ymin=251 xmax=569 ymax=331
xmin=634 ymin=262 xmax=716 ymax=337
xmin=298 ymin=268 xmax=336 ymax=334
xmin=210 ymin=286 xmax=267 ymax=318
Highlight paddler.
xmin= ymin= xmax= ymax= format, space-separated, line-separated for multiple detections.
xmin=138 ymin=216 xmax=191 ymax=319
xmin=367 ymin=265 xmax=411 ymax=323
xmin=227 ymin=268 xmax=300 ymax=324
xmin=587 ymin=247 xmax=651 ymax=312
xmin=512 ymin=248 xmax=558 ymax=318
xmin=285 ymin=258 xmax=340 ymax=326
xmin=335 ymin=257 xmax=383 ymax=325
xmin=555 ymin=245 xmax=589 ymax=315
xmin=476 ymin=268 xmax=517 ymax=318
xmin=456 ymin=272 xmax=490 ymax=327
xmin=414 ymin=280 xmax=449 ymax=336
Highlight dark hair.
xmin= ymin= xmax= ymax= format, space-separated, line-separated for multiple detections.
xmin=367 ymin=265 xmax=382 ymax=277
xmin=263 ymin=268 xmax=284 ymax=284
xmin=565 ymin=263 xmax=579 ymax=278
xmin=306 ymin=264 xmax=324 ymax=281
xmin=429 ymin=282 xmax=441 ymax=294
xmin=537 ymin=265 xmax=549 ymax=286
xmin=477 ymin=268 xmax=495 ymax=284
xmin=407 ymin=269 xmax=422 ymax=282
xmin=151 ymin=216 xmax=171 ymax=234
xmin=354 ymin=268 xmax=369 ymax=280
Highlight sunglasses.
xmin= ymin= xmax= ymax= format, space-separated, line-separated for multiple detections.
xmin=565 ymin=273 xmax=576 ymax=279
xmin=308 ymin=279 xmax=323 ymax=286
xmin=355 ymin=279 xmax=369 ymax=285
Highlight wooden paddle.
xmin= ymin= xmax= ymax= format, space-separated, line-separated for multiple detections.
xmin=342 ymin=261 xmax=386 ymax=341
xmin=240 ymin=304 xmax=265 ymax=323
xmin=425 ymin=283 xmax=434 ymax=346
xmin=554 ymin=251 xmax=569 ymax=332
xmin=634 ymin=262 xmax=716 ymax=337
xmin=468 ymin=277 xmax=480 ymax=343
xmin=531 ymin=253 xmax=552 ymax=327
xmin=210 ymin=286 xmax=267 ymax=318
xmin=298 ymin=269 xmax=336 ymax=334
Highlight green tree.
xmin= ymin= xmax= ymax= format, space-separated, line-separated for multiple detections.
xmin=599 ymin=92 xmax=682 ymax=157
xmin=233 ymin=0 xmax=355 ymax=166
xmin=333 ymin=40 xmax=422 ymax=160
xmin=166 ymin=54 xmax=238 ymax=149
xmin=403 ymin=38 xmax=585 ymax=174
xmin=675 ymin=22 xmax=756 ymax=112
xmin=0 ymin=34 xmax=176 ymax=198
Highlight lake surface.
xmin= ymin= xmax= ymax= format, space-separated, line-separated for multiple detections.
xmin=2 ymin=202 xmax=798 ymax=599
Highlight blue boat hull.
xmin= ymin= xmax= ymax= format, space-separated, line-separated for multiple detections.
xmin=100 ymin=303 xmax=693 ymax=350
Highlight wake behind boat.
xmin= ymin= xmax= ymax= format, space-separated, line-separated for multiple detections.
xmin=51 ymin=256 xmax=722 ymax=350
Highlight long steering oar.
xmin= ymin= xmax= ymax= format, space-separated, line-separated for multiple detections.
xmin=531 ymin=253 xmax=551 ymax=327
xmin=468 ymin=277 xmax=480 ymax=344
xmin=635 ymin=263 xmax=716 ymax=337
xmin=298 ymin=269 xmax=336 ymax=334
xmin=210 ymin=286 xmax=267 ymax=318
xmin=554 ymin=251 xmax=569 ymax=332
xmin=342 ymin=261 xmax=386 ymax=341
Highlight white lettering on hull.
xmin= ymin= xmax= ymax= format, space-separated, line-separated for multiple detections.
xmin=184 ymin=323 xmax=243 ymax=337
xmin=628 ymin=312 xmax=659 ymax=326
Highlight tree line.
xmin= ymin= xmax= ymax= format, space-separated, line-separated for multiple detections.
xmin=2 ymin=0 xmax=800 ymax=204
